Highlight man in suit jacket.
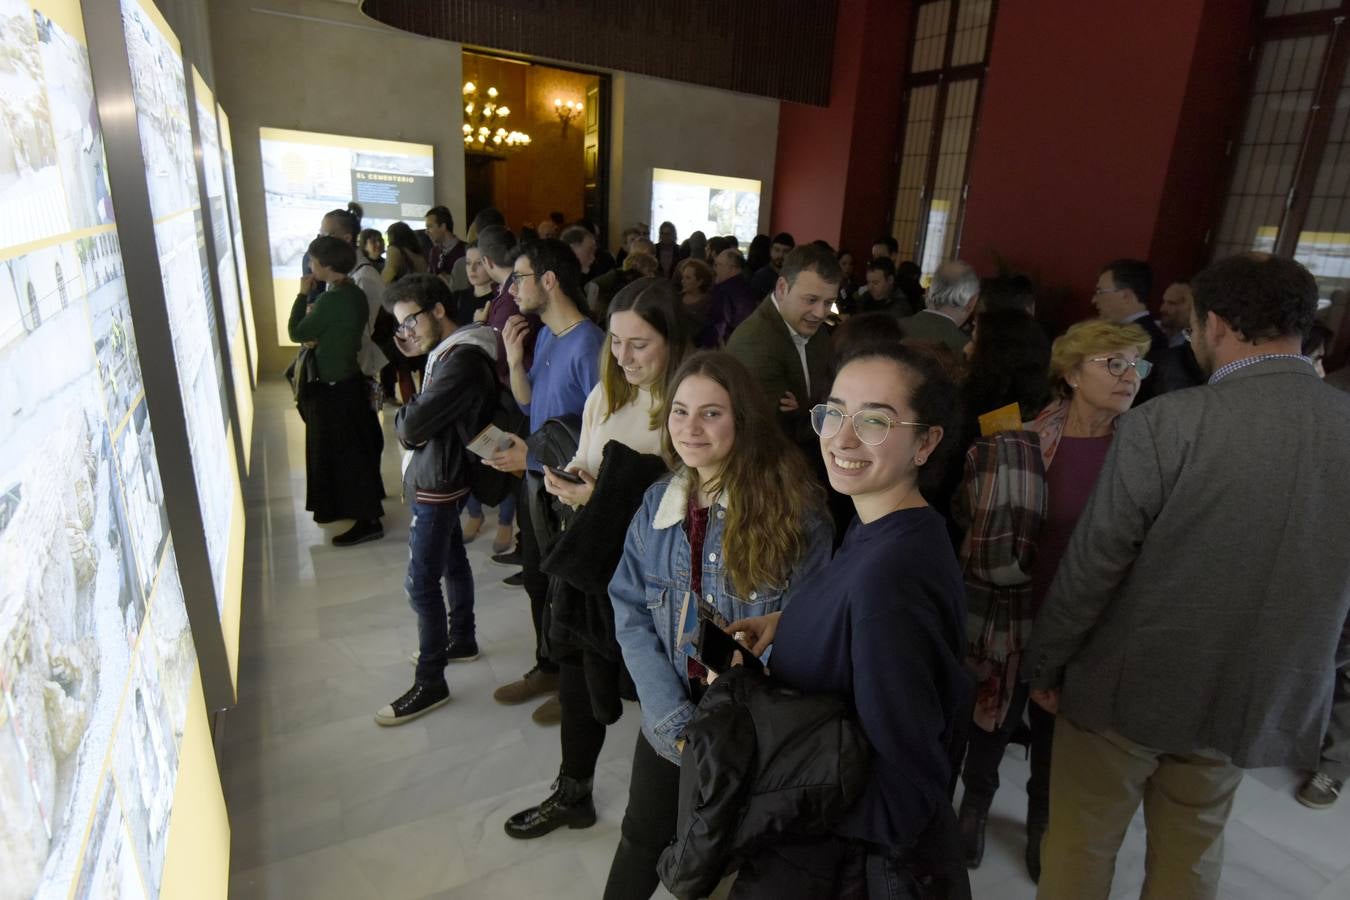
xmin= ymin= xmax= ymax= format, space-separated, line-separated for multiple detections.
xmin=1024 ymin=254 xmax=1350 ymax=899
xmin=899 ymin=259 xmax=980 ymax=354
xmin=726 ymin=243 xmax=839 ymax=452
xmin=1091 ymin=259 xmax=1174 ymax=403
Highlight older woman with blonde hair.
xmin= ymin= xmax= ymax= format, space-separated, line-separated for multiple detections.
xmin=958 ymin=318 xmax=1153 ymax=882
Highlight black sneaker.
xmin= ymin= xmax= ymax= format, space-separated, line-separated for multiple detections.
xmin=333 ymin=519 xmax=383 ymax=547
xmin=446 ymin=638 xmax=480 ymax=662
xmin=375 ymin=681 xmax=449 ymax=726
xmin=503 ymin=571 xmax=525 ymax=587
xmin=491 ymin=547 xmax=523 ymax=567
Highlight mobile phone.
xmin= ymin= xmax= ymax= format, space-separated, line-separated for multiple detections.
xmin=547 ymin=465 xmax=585 ymax=485
xmin=693 ymin=619 xmax=762 ymax=675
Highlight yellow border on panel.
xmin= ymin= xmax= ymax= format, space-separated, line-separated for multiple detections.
xmin=259 ymin=126 xmax=434 ymax=158
xmin=651 ymin=167 xmax=763 ymax=194
xmin=158 ymin=667 xmax=230 ymax=900
xmin=191 ymin=64 xmax=212 ymax=107
xmin=222 ymin=471 xmax=246 ymax=692
xmin=30 ymin=0 xmax=86 ymax=42
xmin=130 ymin=0 xmax=182 ymax=53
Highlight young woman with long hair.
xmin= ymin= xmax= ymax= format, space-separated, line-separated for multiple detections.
xmin=727 ymin=342 xmax=971 ymax=899
xmin=502 ymin=276 xmax=696 ymax=841
xmin=604 ymin=351 xmax=834 ymax=898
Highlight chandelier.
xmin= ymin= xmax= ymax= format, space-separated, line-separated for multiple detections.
xmin=462 ymin=81 xmax=531 ymax=152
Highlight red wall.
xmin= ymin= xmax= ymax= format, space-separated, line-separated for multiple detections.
xmin=839 ymin=0 xmax=911 ymax=261
xmin=770 ymin=0 xmax=866 ymax=246
xmin=1148 ymin=0 xmax=1257 ymax=291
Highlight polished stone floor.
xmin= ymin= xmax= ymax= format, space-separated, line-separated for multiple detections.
xmin=222 ymin=383 xmax=1350 ymax=899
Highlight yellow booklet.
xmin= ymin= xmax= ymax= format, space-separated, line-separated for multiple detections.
xmin=978 ymin=402 xmax=1023 ymax=436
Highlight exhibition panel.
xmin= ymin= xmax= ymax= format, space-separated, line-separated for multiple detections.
xmin=650 ymin=167 xmax=762 ymax=251
xmin=118 ymin=0 xmax=239 ymax=611
xmin=259 ymin=127 xmax=434 ymax=346
xmin=191 ymin=65 xmax=253 ymax=474
xmin=0 ymin=1 xmax=203 ymax=896
xmin=217 ymin=105 xmax=259 ymax=388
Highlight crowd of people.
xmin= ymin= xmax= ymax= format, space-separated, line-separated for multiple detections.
xmin=283 ymin=201 xmax=1350 ymax=900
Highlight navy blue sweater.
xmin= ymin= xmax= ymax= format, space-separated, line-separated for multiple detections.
xmin=771 ymin=506 xmax=967 ymax=853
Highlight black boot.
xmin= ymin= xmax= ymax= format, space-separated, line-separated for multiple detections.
xmin=1025 ymin=822 xmax=1047 ymax=883
xmin=503 ymin=773 xmax=596 ymax=839
xmin=958 ymin=800 xmax=988 ymax=868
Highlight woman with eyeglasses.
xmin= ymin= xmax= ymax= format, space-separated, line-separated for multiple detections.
xmin=288 ymin=235 xmax=386 ymax=544
xmin=956 ymin=318 xmax=1153 ymax=881
xmin=726 ymin=341 xmax=970 ymax=899
xmin=605 ymin=351 xmax=834 ymax=899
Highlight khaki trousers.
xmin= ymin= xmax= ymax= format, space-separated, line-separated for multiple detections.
xmin=1037 ymin=716 xmax=1243 ymax=900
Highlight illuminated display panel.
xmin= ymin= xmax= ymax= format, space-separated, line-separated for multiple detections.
xmin=217 ymin=104 xmax=258 ymax=385
xmin=119 ymin=0 xmax=235 ymax=608
xmin=191 ymin=67 xmax=252 ymax=471
xmin=259 ymin=127 xmax=434 ymax=346
xmin=650 ymin=167 xmax=762 ymax=252
xmin=0 ymin=1 xmax=196 ymax=897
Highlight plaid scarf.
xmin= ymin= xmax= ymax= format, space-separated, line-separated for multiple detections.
xmin=961 ymin=429 xmax=1047 ymax=730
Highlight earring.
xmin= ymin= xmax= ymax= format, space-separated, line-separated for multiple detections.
xmin=915 ymin=456 xmax=927 ymax=466
xmin=1069 ymin=382 xmax=1078 ymax=390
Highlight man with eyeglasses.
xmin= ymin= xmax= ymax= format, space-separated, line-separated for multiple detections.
xmin=372 ymin=274 xmax=501 ymax=726
xmin=483 ymin=238 xmax=604 ymax=724
xmin=1091 ymin=259 xmax=1173 ymax=402
xmin=1024 ymin=253 xmax=1350 ymax=899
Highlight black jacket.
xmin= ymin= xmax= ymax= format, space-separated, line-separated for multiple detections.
xmin=395 ymin=329 xmax=497 ymax=499
xmin=542 ymin=441 xmax=668 ymax=723
xmin=657 ymin=667 xmax=871 ymax=900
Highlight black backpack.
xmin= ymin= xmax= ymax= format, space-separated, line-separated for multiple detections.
xmin=456 ymin=347 xmax=526 ymax=507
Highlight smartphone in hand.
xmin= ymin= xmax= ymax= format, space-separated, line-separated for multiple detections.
xmin=693 ymin=619 xmax=763 ymax=675
xmin=546 ymin=465 xmax=586 ymax=485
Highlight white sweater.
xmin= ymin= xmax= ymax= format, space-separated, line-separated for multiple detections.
xmin=568 ymin=383 xmax=664 ymax=476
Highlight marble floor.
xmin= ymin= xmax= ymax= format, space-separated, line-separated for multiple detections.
xmin=222 ymin=383 xmax=1350 ymax=900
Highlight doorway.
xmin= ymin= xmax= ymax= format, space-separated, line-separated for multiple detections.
xmin=460 ymin=50 xmax=610 ymax=243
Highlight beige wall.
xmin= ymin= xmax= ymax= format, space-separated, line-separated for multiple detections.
xmin=608 ymin=73 xmax=780 ymax=247
xmin=208 ymin=0 xmax=466 ymax=375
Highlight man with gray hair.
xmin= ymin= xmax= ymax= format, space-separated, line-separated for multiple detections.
xmin=899 ymin=259 xmax=979 ymax=354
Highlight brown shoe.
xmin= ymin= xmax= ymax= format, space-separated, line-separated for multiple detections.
xmin=462 ymin=515 xmax=484 ymax=542
xmin=493 ymin=666 xmax=559 ymax=705
xmin=531 ymin=695 xmax=562 ymax=725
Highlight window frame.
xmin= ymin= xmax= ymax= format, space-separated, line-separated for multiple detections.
xmin=1213 ymin=1 xmax=1350 ymax=261
xmin=888 ymin=0 xmax=999 ymax=273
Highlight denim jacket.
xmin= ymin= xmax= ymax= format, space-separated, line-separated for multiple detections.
xmin=609 ymin=472 xmax=834 ymax=765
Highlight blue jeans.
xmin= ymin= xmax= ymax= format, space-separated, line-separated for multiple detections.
xmin=407 ymin=499 xmax=474 ymax=684
xmin=464 ymin=491 xmax=516 ymax=527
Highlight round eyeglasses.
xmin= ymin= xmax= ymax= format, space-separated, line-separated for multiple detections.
xmin=810 ymin=404 xmax=929 ymax=446
xmin=395 ymin=310 xmax=425 ymax=335
xmin=1089 ymin=356 xmax=1153 ymax=379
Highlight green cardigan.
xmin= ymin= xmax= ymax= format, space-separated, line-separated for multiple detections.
xmin=288 ymin=281 xmax=368 ymax=382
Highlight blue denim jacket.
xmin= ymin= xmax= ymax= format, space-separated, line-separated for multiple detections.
xmin=609 ymin=472 xmax=834 ymax=765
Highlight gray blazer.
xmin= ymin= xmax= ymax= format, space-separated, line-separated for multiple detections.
xmin=1025 ymin=357 xmax=1350 ymax=768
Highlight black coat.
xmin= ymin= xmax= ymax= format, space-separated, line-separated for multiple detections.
xmin=395 ymin=342 xmax=496 ymax=498
xmin=656 ymin=667 xmax=872 ymax=900
xmin=541 ymin=441 xmax=669 ymax=723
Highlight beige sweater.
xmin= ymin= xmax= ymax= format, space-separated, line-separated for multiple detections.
xmin=568 ymin=383 xmax=663 ymax=476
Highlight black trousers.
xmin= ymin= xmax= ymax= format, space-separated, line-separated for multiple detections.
xmin=559 ymin=658 xmax=607 ymax=780
xmin=959 ymin=681 xmax=1055 ymax=825
xmin=515 ymin=477 xmax=556 ymax=673
xmin=299 ymin=378 xmax=384 ymax=523
xmin=603 ymin=732 xmax=681 ymax=900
